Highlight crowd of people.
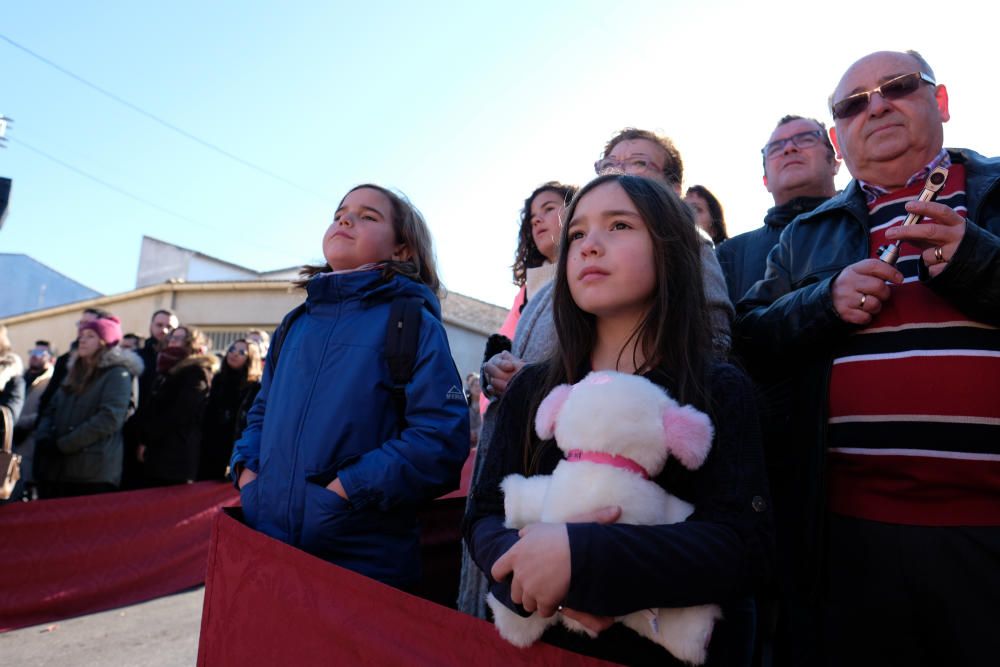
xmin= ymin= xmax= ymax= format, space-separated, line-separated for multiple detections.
xmin=461 ymin=48 xmax=998 ymax=667
xmin=2 ymin=307 xmax=265 ymax=501
xmin=2 ymin=48 xmax=996 ymax=666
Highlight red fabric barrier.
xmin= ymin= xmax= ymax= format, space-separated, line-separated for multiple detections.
xmin=0 ymin=482 xmax=238 ymax=632
xmin=198 ymin=508 xmax=615 ymax=666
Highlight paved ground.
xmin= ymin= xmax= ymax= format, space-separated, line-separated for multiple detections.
xmin=0 ymin=587 xmax=205 ymax=667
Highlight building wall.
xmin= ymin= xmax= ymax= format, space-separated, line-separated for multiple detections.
xmin=1 ymin=283 xmax=501 ymax=382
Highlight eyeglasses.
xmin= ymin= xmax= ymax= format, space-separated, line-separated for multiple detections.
xmin=594 ymin=155 xmax=663 ymax=176
xmin=830 ymin=71 xmax=936 ymax=120
xmin=227 ymin=346 xmax=248 ymax=356
xmin=761 ymin=130 xmax=824 ymax=159
xmin=29 ymin=349 xmax=50 ymax=357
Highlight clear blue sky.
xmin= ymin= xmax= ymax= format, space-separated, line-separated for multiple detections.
xmin=3 ymin=1 xmax=998 ymax=308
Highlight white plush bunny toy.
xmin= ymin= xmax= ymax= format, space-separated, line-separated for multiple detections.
xmin=487 ymin=371 xmax=722 ymax=665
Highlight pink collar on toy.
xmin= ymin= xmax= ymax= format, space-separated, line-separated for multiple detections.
xmin=565 ymin=450 xmax=649 ymax=479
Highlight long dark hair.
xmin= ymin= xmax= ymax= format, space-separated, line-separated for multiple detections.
xmin=686 ymin=185 xmax=728 ymax=245
xmin=296 ymin=184 xmax=441 ymax=294
xmin=523 ymin=174 xmax=713 ymax=473
xmin=511 ymin=182 xmax=577 ymax=287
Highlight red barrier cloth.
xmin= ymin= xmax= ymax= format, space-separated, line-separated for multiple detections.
xmin=198 ymin=508 xmax=616 ymax=667
xmin=0 ymin=482 xmax=238 ymax=632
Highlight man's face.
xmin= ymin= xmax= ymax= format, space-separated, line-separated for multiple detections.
xmin=28 ymin=347 xmax=52 ymax=371
xmin=150 ymin=312 xmax=177 ymax=342
xmin=830 ymin=51 xmax=949 ymax=188
xmin=763 ymin=119 xmax=838 ymax=205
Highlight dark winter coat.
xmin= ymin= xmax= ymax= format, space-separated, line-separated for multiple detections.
xmin=34 ymin=347 xmax=143 ymax=487
xmin=199 ymin=368 xmax=260 ymax=480
xmin=231 ymin=270 xmax=470 ymax=589
xmin=141 ymin=353 xmax=218 ymax=483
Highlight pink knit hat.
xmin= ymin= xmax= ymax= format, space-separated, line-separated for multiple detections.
xmin=78 ymin=316 xmax=123 ymax=347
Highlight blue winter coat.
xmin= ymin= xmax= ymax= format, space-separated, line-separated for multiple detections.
xmin=231 ymin=270 xmax=470 ymax=588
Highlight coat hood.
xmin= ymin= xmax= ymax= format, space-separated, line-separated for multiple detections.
xmin=0 ymin=352 xmax=24 ymax=389
xmin=169 ymin=352 xmax=220 ymax=377
xmin=98 ymin=346 xmax=145 ymax=377
xmin=305 ymin=269 xmax=442 ymax=321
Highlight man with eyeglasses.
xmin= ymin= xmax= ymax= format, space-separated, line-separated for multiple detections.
xmin=736 ymin=50 xmax=1000 ymax=666
xmin=717 ymin=115 xmax=839 ymax=306
xmin=596 ymin=127 xmax=734 ymax=355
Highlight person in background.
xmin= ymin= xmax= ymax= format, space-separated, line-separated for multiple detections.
xmin=139 ymin=326 xmax=218 ymax=486
xmin=120 ymin=333 xmax=144 ymax=352
xmin=123 ymin=311 xmax=178 ymax=489
xmin=6 ymin=341 xmax=55 ymax=502
xmin=0 ymin=325 xmax=25 ymax=424
xmin=460 ymin=181 xmax=578 ymax=617
xmin=595 ymin=127 xmax=734 ymax=355
xmin=246 ymin=329 xmax=270 ymax=360
xmin=199 ymin=338 xmax=263 ymax=481
xmin=34 ymin=316 xmax=142 ymax=498
xmin=717 ymin=115 xmax=839 ymax=306
xmin=465 ymin=373 xmax=482 ymax=447
xmin=36 ymin=308 xmax=110 ymax=419
xmin=685 ymin=184 xmax=729 ymax=245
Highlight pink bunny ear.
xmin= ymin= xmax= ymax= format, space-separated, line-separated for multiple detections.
xmin=535 ymin=384 xmax=573 ymax=440
xmin=662 ymin=404 xmax=714 ymax=470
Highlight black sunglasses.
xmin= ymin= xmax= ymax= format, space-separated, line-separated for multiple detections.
xmin=830 ymin=71 xmax=936 ymax=120
xmin=227 ymin=346 xmax=248 ymax=356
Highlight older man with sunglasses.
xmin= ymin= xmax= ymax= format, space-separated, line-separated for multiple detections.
xmin=736 ymin=50 xmax=1000 ymax=667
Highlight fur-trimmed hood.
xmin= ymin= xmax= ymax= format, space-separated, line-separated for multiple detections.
xmin=97 ymin=346 xmax=145 ymax=377
xmin=0 ymin=351 xmax=25 ymax=389
xmin=168 ymin=352 xmax=220 ymax=377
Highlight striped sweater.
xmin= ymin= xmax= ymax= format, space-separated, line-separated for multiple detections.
xmin=826 ymin=163 xmax=1000 ymax=526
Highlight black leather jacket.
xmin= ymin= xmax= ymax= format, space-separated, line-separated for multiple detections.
xmin=732 ymin=148 xmax=1000 ymax=661
xmin=737 ymin=148 xmax=1000 ymax=358
xmin=717 ymin=196 xmax=831 ymax=306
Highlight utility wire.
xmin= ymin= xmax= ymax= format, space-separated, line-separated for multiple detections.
xmin=1 ymin=33 xmax=333 ymax=203
xmin=9 ymin=135 xmax=297 ymax=260
xmin=10 ymin=136 xmax=210 ymax=227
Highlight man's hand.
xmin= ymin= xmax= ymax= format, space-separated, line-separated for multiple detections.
xmin=490 ymin=506 xmax=621 ymax=618
xmin=237 ymin=468 xmax=257 ymax=490
xmin=832 ymin=259 xmax=902 ymax=325
xmin=483 ymin=351 xmax=526 ymax=398
xmin=885 ymin=200 xmax=967 ymax=278
xmin=326 ymin=477 xmax=348 ymax=499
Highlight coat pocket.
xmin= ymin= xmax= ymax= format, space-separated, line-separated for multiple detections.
xmin=240 ymin=477 xmax=260 ymax=528
xmin=299 ymin=481 xmax=365 ymax=559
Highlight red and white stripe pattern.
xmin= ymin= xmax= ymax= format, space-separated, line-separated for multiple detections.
xmin=827 ymin=164 xmax=1000 ymax=526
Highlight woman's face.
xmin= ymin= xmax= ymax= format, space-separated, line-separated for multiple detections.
xmin=529 ymin=190 xmax=566 ymax=264
xmin=167 ymin=328 xmax=189 ymax=349
xmin=226 ymin=341 xmax=249 ymax=370
xmin=684 ymin=192 xmax=713 ymax=238
xmin=77 ymin=328 xmax=103 ymax=359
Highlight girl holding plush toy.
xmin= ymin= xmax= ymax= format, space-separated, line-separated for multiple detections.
xmin=463 ymin=174 xmax=774 ymax=666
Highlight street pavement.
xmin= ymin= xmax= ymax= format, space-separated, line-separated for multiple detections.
xmin=0 ymin=587 xmax=205 ymax=667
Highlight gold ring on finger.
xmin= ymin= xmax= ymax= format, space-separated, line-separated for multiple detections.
xmin=859 ymin=293 xmax=867 ymax=309
xmin=934 ymin=246 xmax=944 ymax=263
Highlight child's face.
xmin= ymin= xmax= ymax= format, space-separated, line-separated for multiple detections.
xmin=324 ymin=188 xmax=410 ymax=271
xmin=565 ymin=181 xmax=656 ymax=322
xmin=529 ymin=190 xmax=566 ymax=264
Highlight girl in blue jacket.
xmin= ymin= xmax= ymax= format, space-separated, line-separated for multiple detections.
xmin=232 ymin=184 xmax=470 ymax=590
xmin=464 ymin=175 xmax=774 ymax=665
